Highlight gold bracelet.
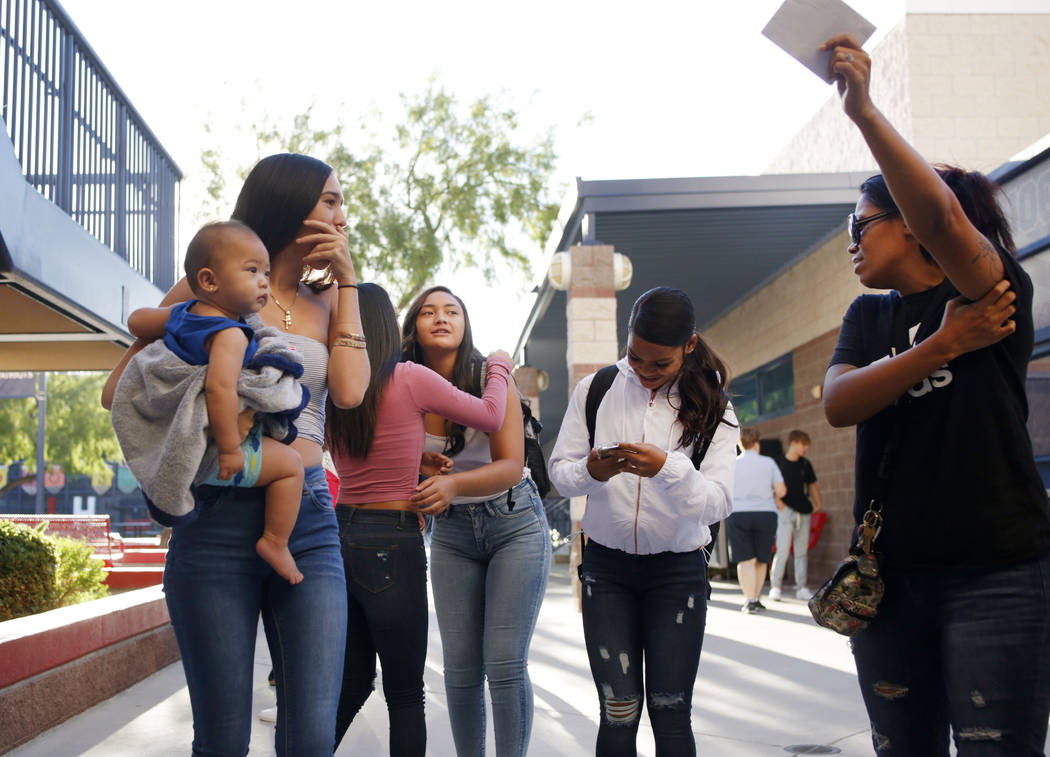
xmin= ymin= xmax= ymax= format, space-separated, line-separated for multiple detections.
xmin=337 ymin=332 xmax=367 ymax=342
xmin=333 ymin=337 xmax=367 ymax=349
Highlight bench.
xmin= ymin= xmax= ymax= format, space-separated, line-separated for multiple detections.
xmin=0 ymin=514 xmax=124 ymax=566
xmin=111 ymin=519 xmax=155 ymax=537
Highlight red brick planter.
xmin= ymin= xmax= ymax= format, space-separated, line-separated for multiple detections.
xmin=0 ymin=586 xmax=179 ymax=753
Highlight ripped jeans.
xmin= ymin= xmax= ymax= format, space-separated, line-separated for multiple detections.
xmin=851 ymin=549 xmax=1050 ymax=756
xmin=579 ymin=539 xmax=707 ymax=757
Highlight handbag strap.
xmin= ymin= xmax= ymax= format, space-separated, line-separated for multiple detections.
xmin=858 ymin=279 xmax=955 ymax=557
xmin=858 ymin=409 xmax=904 ymax=557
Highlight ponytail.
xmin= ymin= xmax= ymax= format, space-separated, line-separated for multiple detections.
xmin=674 ymin=332 xmax=733 ymax=450
xmin=935 ymin=165 xmax=1015 ymax=255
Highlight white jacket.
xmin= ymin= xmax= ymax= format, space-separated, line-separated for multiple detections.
xmin=548 ymin=357 xmax=738 ymax=554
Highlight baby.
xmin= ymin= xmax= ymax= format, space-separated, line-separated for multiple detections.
xmin=125 ymin=221 xmax=304 ymax=583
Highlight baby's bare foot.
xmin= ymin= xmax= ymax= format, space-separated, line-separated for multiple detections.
xmin=256 ymin=534 xmax=303 ymax=584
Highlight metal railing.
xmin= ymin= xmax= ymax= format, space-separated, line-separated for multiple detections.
xmin=0 ymin=0 xmax=181 ymax=291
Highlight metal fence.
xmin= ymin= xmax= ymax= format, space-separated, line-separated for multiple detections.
xmin=0 ymin=0 xmax=181 ymax=291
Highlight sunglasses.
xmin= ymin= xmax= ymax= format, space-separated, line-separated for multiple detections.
xmin=847 ymin=210 xmax=895 ymax=246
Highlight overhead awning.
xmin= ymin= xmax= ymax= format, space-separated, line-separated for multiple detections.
xmin=516 ymin=172 xmax=868 ymax=447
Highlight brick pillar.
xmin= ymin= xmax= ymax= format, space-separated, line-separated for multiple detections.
xmin=564 ymin=243 xmax=619 ymax=610
xmin=566 ymin=244 xmax=619 ymax=390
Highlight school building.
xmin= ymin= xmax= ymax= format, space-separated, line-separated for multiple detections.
xmin=514 ymin=0 xmax=1050 ymax=584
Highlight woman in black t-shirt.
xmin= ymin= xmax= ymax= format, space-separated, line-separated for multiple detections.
xmin=821 ymin=36 xmax=1050 ymax=756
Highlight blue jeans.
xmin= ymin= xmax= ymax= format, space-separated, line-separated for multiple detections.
xmin=579 ymin=540 xmax=708 ymax=757
xmin=771 ymin=508 xmax=810 ymax=590
xmin=164 ymin=464 xmax=347 ymax=757
xmin=852 ymin=550 xmax=1050 ymax=755
xmin=430 ymin=478 xmax=551 ymax=757
xmin=334 ymin=508 xmax=428 ymax=756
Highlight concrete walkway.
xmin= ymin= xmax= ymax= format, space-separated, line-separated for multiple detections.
xmin=4 ymin=566 xmax=1001 ymax=756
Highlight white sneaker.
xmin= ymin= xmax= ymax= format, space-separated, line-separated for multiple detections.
xmin=258 ymin=706 xmax=277 ymax=724
xmin=769 ymin=587 xmax=782 ymax=601
xmin=795 ymin=587 xmax=814 ymax=600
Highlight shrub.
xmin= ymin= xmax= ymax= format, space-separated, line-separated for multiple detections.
xmin=52 ymin=537 xmax=109 ymax=607
xmin=0 ymin=522 xmax=110 ymax=621
xmin=0 ymin=521 xmax=57 ymax=621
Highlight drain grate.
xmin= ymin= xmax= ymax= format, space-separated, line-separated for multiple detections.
xmin=784 ymin=747 xmax=841 ymax=755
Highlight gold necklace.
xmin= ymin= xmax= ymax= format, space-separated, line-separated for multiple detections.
xmin=270 ymin=283 xmax=299 ymax=330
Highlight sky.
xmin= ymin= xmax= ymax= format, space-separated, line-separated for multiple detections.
xmin=60 ymin=0 xmax=906 ymax=351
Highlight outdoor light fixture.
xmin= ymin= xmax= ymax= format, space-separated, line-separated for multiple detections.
xmin=549 ymin=250 xmax=631 ymax=291
xmin=549 ymin=252 xmax=571 ymax=290
xmin=613 ymin=253 xmax=633 ymax=291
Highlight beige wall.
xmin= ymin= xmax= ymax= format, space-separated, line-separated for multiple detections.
xmin=704 ymin=229 xmax=870 ymax=378
xmin=766 ymin=13 xmax=1050 ymax=175
xmin=907 ymin=14 xmax=1050 ymax=171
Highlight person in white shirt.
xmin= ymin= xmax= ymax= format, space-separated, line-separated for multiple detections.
xmin=729 ymin=428 xmax=785 ymax=614
xmin=549 ymin=287 xmax=738 ymax=757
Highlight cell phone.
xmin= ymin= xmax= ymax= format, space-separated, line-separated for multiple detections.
xmin=596 ymin=442 xmax=622 ymax=458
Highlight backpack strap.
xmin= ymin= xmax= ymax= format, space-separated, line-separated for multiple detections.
xmin=690 ymin=436 xmax=711 ymax=469
xmin=688 ymin=389 xmax=730 ymax=470
xmin=584 ymin=365 xmax=620 ymax=451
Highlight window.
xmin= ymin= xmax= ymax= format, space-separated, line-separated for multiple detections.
xmin=731 ymin=354 xmax=794 ymax=425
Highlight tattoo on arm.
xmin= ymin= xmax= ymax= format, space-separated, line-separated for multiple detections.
xmin=969 ymin=236 xmax=998 ymax=267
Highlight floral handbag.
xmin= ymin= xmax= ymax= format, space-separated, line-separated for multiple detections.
xmin=808 ymin=505 xmax=884 ymax=636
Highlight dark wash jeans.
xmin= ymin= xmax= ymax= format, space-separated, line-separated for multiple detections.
xmin=579 ymin=539 xmax=708 ymax=757
xmin=164 ymin=464 xmax=347 ymax=757
xmin=334 ymin=507 xmax=428 ymax=756
xmin=851 ymin=549 xmax=1050 ymax=756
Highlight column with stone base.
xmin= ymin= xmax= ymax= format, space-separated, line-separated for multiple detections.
xmin=563 ymin=244 xmax=619 ymax=610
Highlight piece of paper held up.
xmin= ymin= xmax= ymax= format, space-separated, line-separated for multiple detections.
xmin=762 ymin=0 xmax=876 ymax=83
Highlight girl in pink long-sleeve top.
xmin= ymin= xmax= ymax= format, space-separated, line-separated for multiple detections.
xmin=326 ymin=283 xmax=512 ymax=756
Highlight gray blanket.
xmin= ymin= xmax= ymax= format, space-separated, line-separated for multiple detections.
xmin=111 ymin=321 xmax=306 ymax=524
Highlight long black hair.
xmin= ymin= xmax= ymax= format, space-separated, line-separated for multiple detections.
xmin=860 ymin=165 xmax=1015 ymax=260
xmin=400 ymin=285 xmax=484 ymax=456
xmin=628 ymin=287 xmax=733 ymax=450
xmin=232 ymin=153 xmax=336 ymax=291
xmin=325 ymin=283 xmax=401 ymax=458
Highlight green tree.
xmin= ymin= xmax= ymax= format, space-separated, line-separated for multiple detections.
xmin=0 ymin=373 xmax=122 ymax=495
xmin=199 ymin=80 xmax=561 ymax=310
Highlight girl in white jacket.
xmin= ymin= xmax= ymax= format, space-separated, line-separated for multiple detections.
xmin=549 ymin=286 xmax=738 ymax=757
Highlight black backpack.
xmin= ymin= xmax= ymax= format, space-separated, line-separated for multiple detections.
xmin=471 ymin=360 xmax=551 ymax=499
xmin=583 ymin=364 xmax=718 ymax=542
